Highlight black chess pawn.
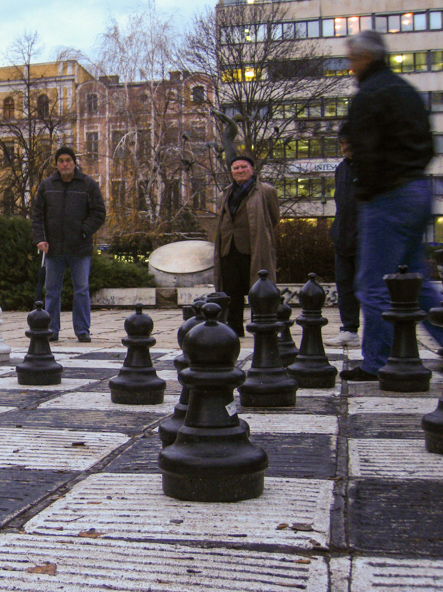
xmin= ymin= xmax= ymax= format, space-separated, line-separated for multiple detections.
xmin=277 ymin=294 xmax=299 ymax=366
xmin=238 ymin=270 xmax=298 ymax=407
xmin=109 ymin=303 xmax=166 ymax=404
xmin=159 ymin=302 xmax=268 ymax=502
xmin=287 ymin=273 xmax=337 ymax=388
xmin=378 ymin=265 xmax=431 ymax=392
xmin=422 ymin=302 xmax=443 ymax=453
xmin=206 ymin=291 xmax=230 ymax=324
xmin=158 ymin=298 xmax=207 ymax=447
xmin=16 ymin=301 xmax=63 ymax=385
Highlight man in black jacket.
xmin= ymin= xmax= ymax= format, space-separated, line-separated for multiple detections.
xmin=32 ymin=147 xmax=106 ymax=342
xmin=325 ymin=122 xmax=360 ymax=348
xmin=340 ymin=30 xmax=443 ymax=381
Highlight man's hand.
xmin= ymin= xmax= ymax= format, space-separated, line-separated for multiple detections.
xmin=37 ymin=241 xmax=49 ymax=254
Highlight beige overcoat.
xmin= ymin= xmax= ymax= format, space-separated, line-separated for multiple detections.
xmin=214 ymin=178 xmax=280 ymax=290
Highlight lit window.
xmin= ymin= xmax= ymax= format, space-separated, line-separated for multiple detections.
xmin=432 ymin=51 xmax=443 ymax=71
xmin=347 ymin=16 xmax=359 ymax=35
xmin=401 ymin=13 xmax=413 ymax=31
xmin=415 ymin=52 xmax=428 ymax=72
xmin=334 ymin=18 xmax=347 ymax=36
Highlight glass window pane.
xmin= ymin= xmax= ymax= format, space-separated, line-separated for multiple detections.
xmin=324 ymin=178 xmax=335 ymax=199
xmin=336 ymin=98 xmax=349 ymax=116
xmin=390 ymin=54 xmax=404 ymax=73
xmin=360 ymin=16 xmax=372 ymax=30
xmin=431 ymin=92 xmax=443 ymax=112
xmin=322 ymin=19 xmax=334 ymax=37
xmin=324 ymin=138 xmax=337 ymax=157
xmin=298 ymin=140 xmax=309 ymax=158
xmin=311 ymin=139 xmax=322 ymax=157
xmin=308 ymin=101 xmax=321 ymax=117
xmin=415 ymin=52 xmax=428 ymax=71
xmin=273 ymin=105 xmax=285 ymax=119
xmin=401 ymin=13 xmax=413 ymax=31
xmin=295 ymin=22 xmax=307 ymax=38
xmin=324 ymin=99 xmax=336 ymax=117
xmin=402 ymin=53 xmax=414 ymax=72
xmin=432 ymin=51 xmax=443 ymax=72
xmin=297 ymin=178 xmax=310 ymax=198
xmin=347 ymin=16 xmax=360 ymax=35
xmin=307 ymin=20 xmax=320 ymax=37
xmin=285 ymin=140 xmax=297 ymax=159
xmin=273 ymin=141 xmax=284 ymax=159
xmin=283 ymin=22 xmax=295 ymax=39
xmin=414 ymin=13 xmax=427 ymax=30
xmin=271 ymin=24 xmax=282 ymax=40
xmin=312 ymin=179 xmax=322 ymax=198
xmin=375 ymin=16 xmax=387 ymax=33
xmin=388 ymin=15 xmax=401 ymax=33
xmin=430 ymin=11 xmax=442 ymax=30
xmin=435 ymin=135 xmax=443 ymax=154
xmin=334 ymin=17 xmax=347 ymax=36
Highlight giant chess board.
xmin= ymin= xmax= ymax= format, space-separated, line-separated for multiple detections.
xmin=0 ymin=345 xmax=442 ymax=590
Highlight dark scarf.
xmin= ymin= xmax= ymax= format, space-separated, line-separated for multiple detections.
xmin=228 ymin=176 xmax=256 ymax=217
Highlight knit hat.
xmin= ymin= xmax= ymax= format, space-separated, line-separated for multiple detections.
xmin=55 ymin=146 xmax=76 ymax=164
xmin=231 ymin=155 xmax=255 ymax=168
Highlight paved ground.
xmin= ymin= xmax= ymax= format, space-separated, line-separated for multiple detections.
xmin=0 ymin=305 xmax=442 ymax=590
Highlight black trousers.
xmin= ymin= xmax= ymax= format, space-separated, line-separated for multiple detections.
xmin=220 ymin=243 xmax=251 ymax=336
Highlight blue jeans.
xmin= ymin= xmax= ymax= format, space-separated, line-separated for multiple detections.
xmin=357 ymin=179 xmax=443 ymax=374
xmin=45 ymin=256 xmax=91 ymax=337
xmin=335 ymin=251 xmax=360 ymax=333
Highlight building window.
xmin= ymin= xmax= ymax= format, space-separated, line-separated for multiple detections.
xmin=87 ymin=93 xmax=98 ymax=114
xmin=37 ymin=94 xmax=49 ymax=119
xmin=430 ymin=11 xmax=443 ymax=30
xmin=432 ymin=51 xmax=443 ymax=72
xmin=389 ymin=51 xmax=428 ymax=73
xmin=431 ymin=92 xmax=443 ymax=112
xmin=3 ymin=141 xmax=15 ymax=165
xmin=414 ymin=13 xmax=427 ymax=31
xmin=192 ymin=86 xmax=205 ymax=103
xmin=324 ymin=57 xmax=350 ymax=76
xmin=435 ymin=135 xmax=443 ymax=155
xmin=3 ymin=97 xmax=14 ymax=120
xmin=137 ymin=129 xmax=151 ymax=160
xmin=111 ymin=180 xmax=126 ymax=210
xmin=112 ymin=130 xmax=125 ymax=158
xmin=86 ymin=131 xmax=99 ymax=159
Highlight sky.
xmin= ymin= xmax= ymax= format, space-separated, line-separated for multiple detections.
xmin=0 ymin=0 xmax=215 ymax=65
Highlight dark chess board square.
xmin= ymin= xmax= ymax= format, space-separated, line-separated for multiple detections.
xmin=57 ymin=368 xmax=119 ymax=380
xmin=347 ymin=414 xmax=424 ymax=439
xmin=0 ymin=409 xmax=165 ymax=435
xmin=236 ymin=395 xmax=340 ymax=416
xmin=0 ymin=468 xmax=77 ymax=526
xmin=105 ymin=432 xmax=162 ymax=473
xmin=348 ymin=479 xmax=443 ymax=555
xmin=0 ymin=390 xmax=61 ymax=408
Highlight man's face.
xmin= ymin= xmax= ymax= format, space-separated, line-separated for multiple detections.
xmin=347 ymin=50 xmax=373 ymax=80
xmin=56 ymin=154 xmax=75 ymax=181
xmin=339 ymin=138 xmax=352 ymax=159
xmin=231 ymin=160 xmax=254 ymax=184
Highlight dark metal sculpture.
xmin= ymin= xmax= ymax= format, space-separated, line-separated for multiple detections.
xmin=239 ymin=270 xmax=298 ymax=407
xmin=159 ymin=302 xmax=268 ymax=502
xmin=378 ymin=265 xmax=431 ymax=392
xmin=277 ymin=293 xmax=299 ymax=366
xmin=109 ymin=304 xmax=166 ymax=404
xmin=287 ymin=273 xmax=337 ymax=388
xmin=16 ymin=301 xmax=63 ymax=385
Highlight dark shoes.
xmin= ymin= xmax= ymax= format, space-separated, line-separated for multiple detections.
xmin=49 ymin=333 xmax=59 ymax=342
xmin=340 ymin=366 xmax=378 ymax=381
xmin=78 ymin=333 xmax=91 ymax=343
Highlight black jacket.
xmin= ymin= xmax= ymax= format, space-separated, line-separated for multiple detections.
xmin=32 ymin=168 xmax=106 ymax=257
xmin=348 ymin=61 xmax=434 ymax=201
xmin=330 ymin=158 xmax=358 ymax=256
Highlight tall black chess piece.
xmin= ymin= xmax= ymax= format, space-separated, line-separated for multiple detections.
xmin=158 ymin=299 xmax=206 ymax=447
xmin=16 ymin=301 xmax=63 ymax=385
xmin=238 ymin=270 xmax=298 ymax=407
xmin=287 ymin=273 xmax=337 ymax=388
xmin=421 ymin=299 xmax=443 ymax=453
xmin=277 ymin=294 xmax=299 ymax=366
xmin=159 ymin=303 xmax=268 ymax=502
xmin=378 ymin=265 xmax=431 ymax=392
xmin=109 ymin=304 xmax=166 ymax=404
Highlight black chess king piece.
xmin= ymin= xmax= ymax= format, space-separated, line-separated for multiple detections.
xmin=159 ymin=302 xmax=268 ymax=502
xmin=16 ymin=301 xmax=63 ymax=385
xmin=109 ymin=304 xmax=166 ymax=404
xmin=378 ymin=265 xmax=431 ymax=392
xmin=239 ymin=270 xmax=298 ymax=407
xmin=287 ymin=273 xmax=337 ymax=388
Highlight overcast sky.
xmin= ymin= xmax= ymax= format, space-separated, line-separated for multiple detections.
xmin=0 ymin=0 xmax=214 ymax=65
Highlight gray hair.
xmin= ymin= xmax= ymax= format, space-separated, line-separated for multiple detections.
xmin=346 ymin=30 xmax=387 ymax=61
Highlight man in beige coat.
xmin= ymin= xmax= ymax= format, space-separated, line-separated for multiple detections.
xmin=214 ymin=156 xmax=280 ymax=336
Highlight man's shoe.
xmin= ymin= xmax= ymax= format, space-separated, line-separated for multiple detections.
xmin=324 ymin=331 xmax=360 ymax=347
xmin=49 ymin=333 xmax=59 ymax=342
xmin=78 ymin=334 xmax=91 ymax=343
xmin=340 ymin=366 xmax=378 ymax=381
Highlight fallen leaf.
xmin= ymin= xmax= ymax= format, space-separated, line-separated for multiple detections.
xmin=87 ymin=501 xmax=102 ymax=505
xmin=276 ymin=523 xmax=289 ymax=530
xmin=291 ymin=523 xmax=314 ymax=532
xmin=71 ymin=442 xmax=86 ymax=447
xmin=78 ymin=528 xmax=104 ymax=538
xmin=27 ymin=563 xmax=57 ymax=576
xmin=294 ymin=559 xmax=311 ymax=564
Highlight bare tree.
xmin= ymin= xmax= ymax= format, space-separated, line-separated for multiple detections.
xmin=181 ymin=3 xmax=347 ymax=207
xmin=0 ymin=32 xmax=74 ymax=216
